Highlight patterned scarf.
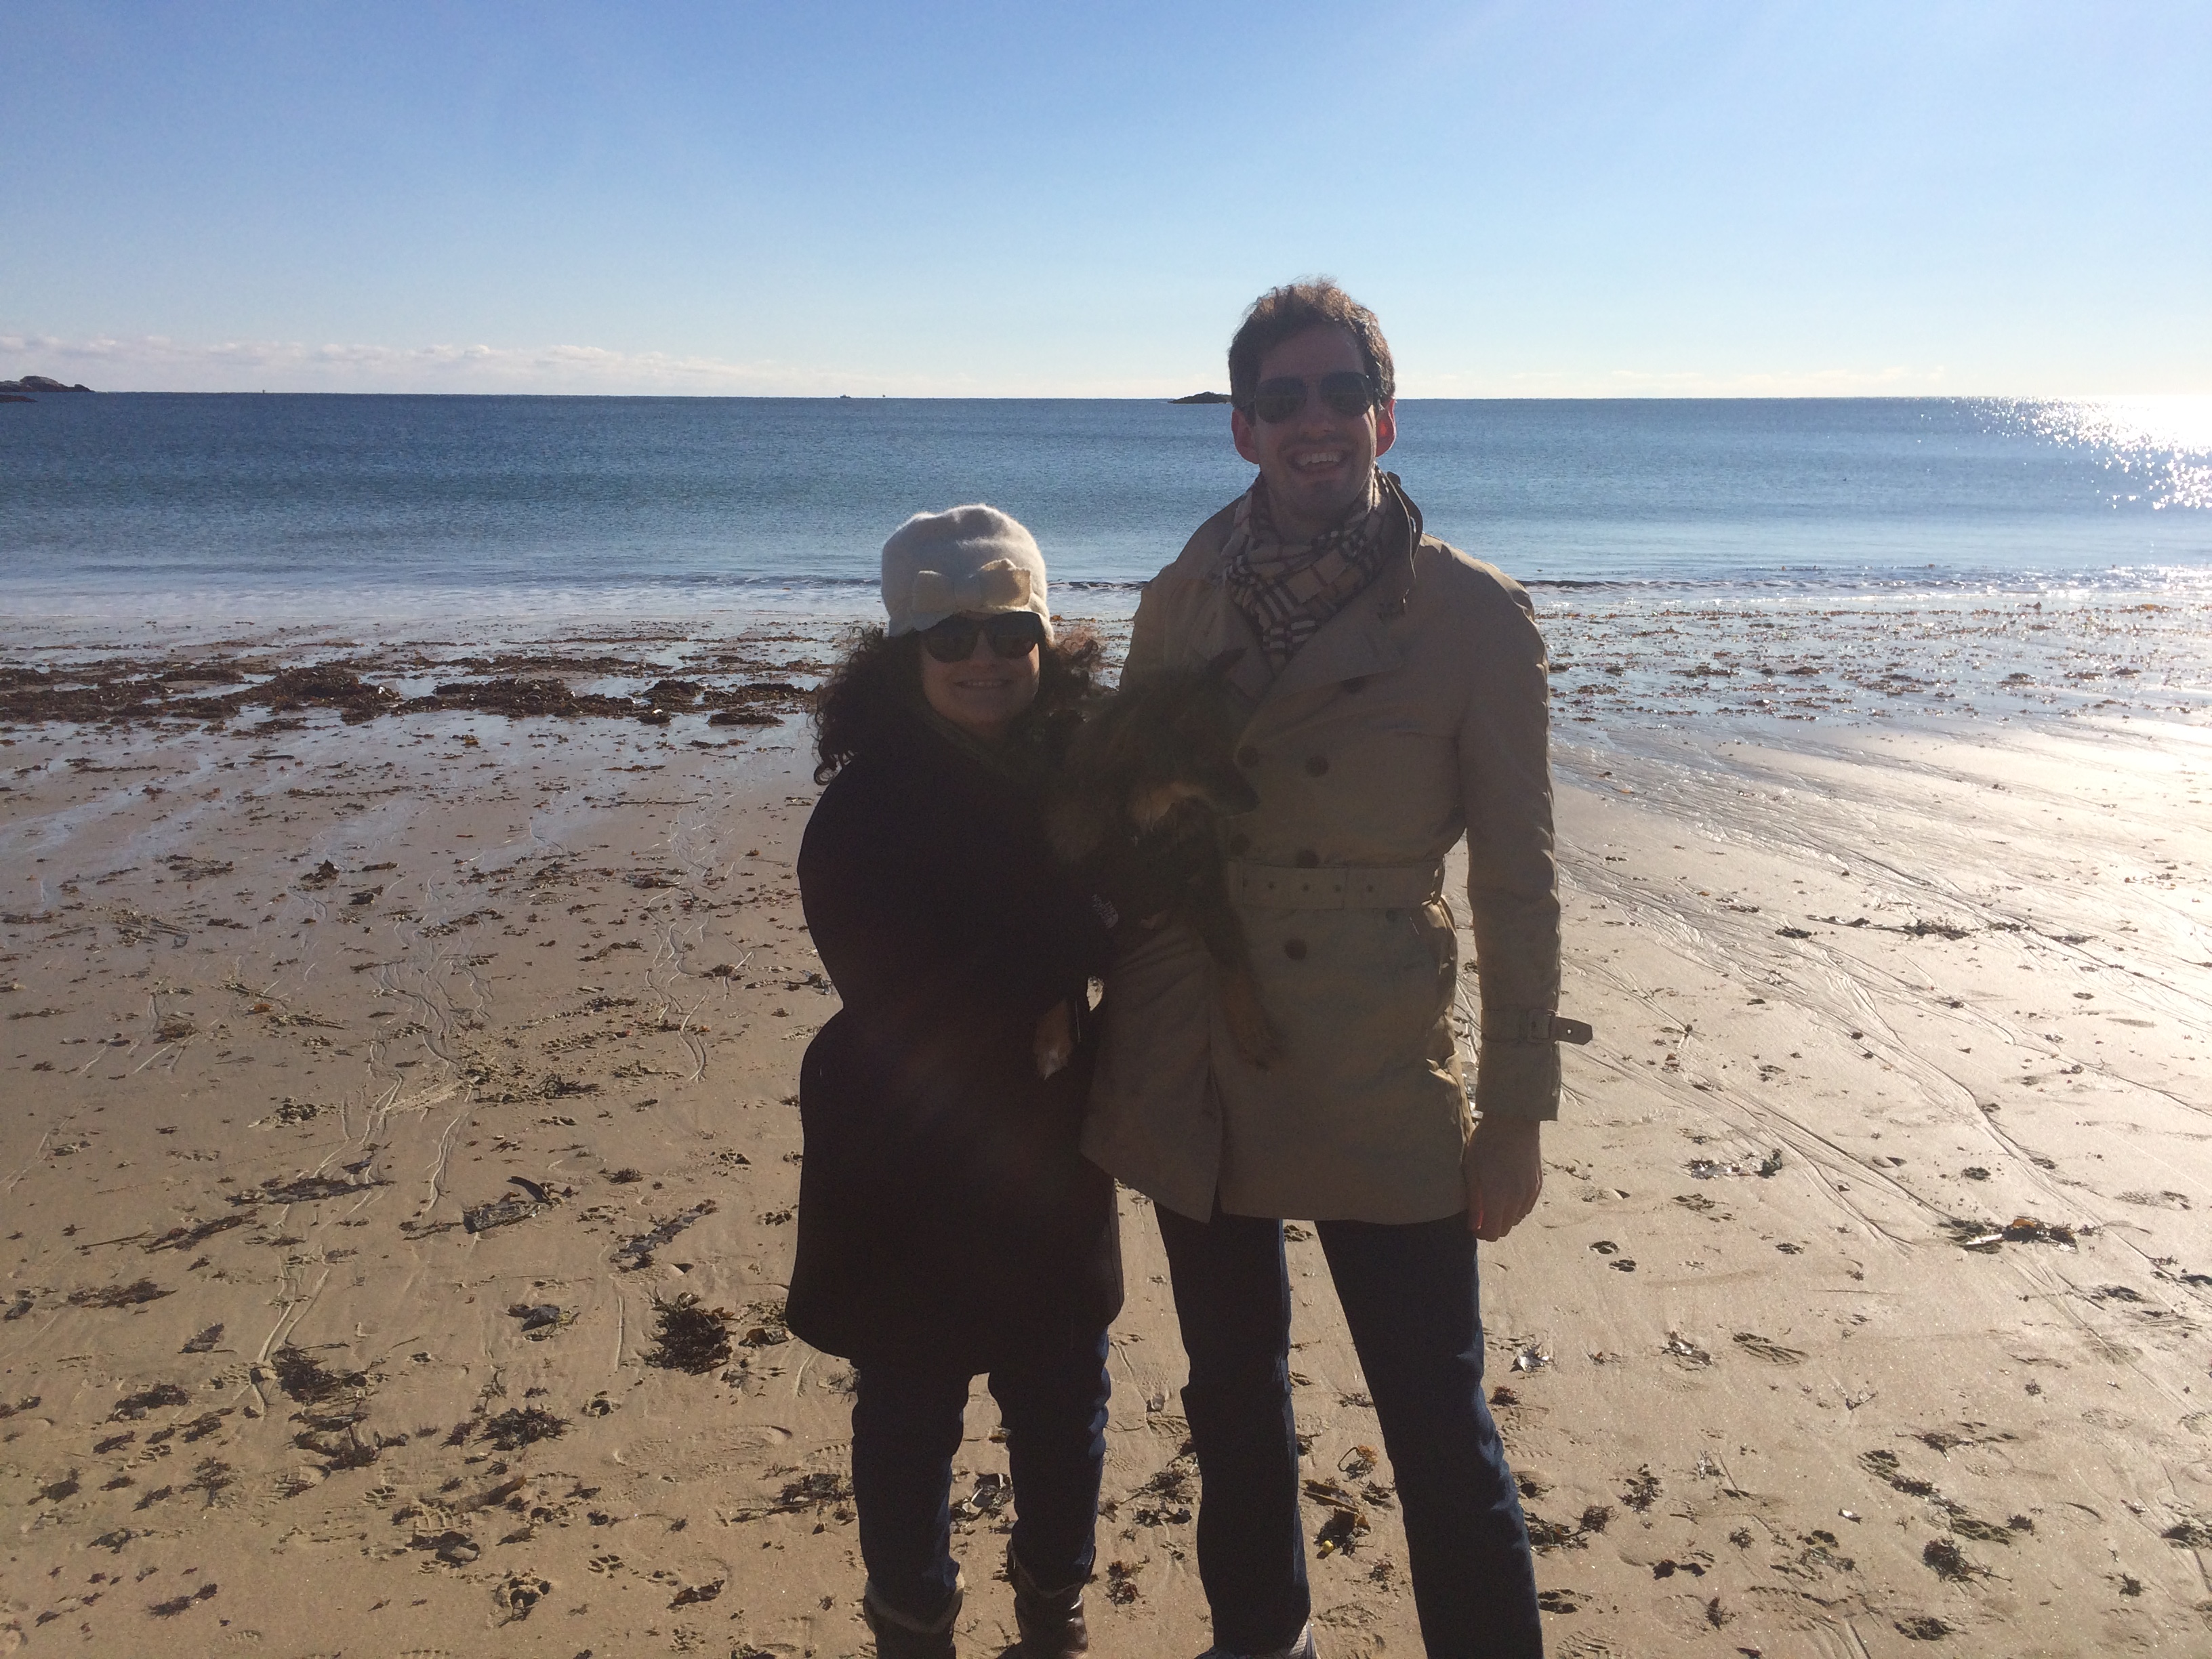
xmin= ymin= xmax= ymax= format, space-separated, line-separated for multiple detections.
xmin=1220 ymin=470 xmax=1393 ymax=671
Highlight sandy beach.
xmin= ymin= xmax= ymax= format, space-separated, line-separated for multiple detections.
xmin=3 ymin=611 xmax=2209 ymax=1658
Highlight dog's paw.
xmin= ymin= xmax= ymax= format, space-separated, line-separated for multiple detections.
xmin=1033 ymin=1000 xmax=1076 ymax=1080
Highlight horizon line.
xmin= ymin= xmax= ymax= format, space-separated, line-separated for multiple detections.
xmin=9 ymin=387 xmax=2207 ymax=402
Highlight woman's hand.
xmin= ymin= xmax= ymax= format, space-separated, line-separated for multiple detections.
xmin=1033 ymin=1000 xmax=1076 ymax=1079
xmin=1465 ymin=1116 xmax=1544 ymax=1241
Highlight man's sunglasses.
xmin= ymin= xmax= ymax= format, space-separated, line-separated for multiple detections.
xmin=919 ymin=611 xmax=1047 ymax=663
xmin=1241 ymin=370 xmax=1379 ymax=426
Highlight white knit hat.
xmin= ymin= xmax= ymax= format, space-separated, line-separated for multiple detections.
xmin=880 ymin=504 xmax=1053 ymax=640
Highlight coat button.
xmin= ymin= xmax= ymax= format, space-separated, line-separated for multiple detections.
xmin=1237 ymin=745 xmax=1261 ymax=769
xmin=1283 ymin=938 xmax=1307 ymax=961
xmin=1294 ymin=849 xmax=1319 ymax=868
xmin=1305 ymin=755 xmax=1330 ymax=777
xmin=1227 ymin=834 xmax=1250 ymax=856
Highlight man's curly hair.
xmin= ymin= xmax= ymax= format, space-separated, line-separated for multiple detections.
xmin=1227 ymin=278 xmax=1395 ymax=409
xmin=812 ymin=623 xmax=1108 ymax=785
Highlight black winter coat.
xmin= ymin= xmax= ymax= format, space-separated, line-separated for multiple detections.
xmin=787 ymin=712 xmax=1120 ymax=1370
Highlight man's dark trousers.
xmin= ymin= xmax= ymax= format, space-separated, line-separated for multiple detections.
xmin=1155 ymin=1204 xmax=1543 ymax=1659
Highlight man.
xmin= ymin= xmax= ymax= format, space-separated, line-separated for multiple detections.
xmin=1085 ymin=281 xmax=1580 ymax=1659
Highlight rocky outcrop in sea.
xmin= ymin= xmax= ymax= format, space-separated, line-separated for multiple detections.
xmin=0 ymin=375 xmax=96 ymax=396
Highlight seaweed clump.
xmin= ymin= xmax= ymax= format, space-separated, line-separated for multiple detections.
xmin=109 ymin=1382 xmax=191 ymax=1420
xmin=480 ymin=1406 xmax=569 ymax=1451
xmin=646 ymin=1292 xmax=734 ymax=1373
xmin=270 ymin=1345 xmax=367 ymax=1404
xmin=68 ymin=1279 xmax=173 ymax=1309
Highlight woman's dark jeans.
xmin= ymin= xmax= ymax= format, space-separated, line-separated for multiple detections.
xmin=1155 ymin=1205 xmax=1542 ymax=1659
xmin=852 ymin=1328 xmax=1113 ymax=1624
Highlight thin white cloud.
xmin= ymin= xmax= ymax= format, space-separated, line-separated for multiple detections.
xmin=1405 ymin=363 xmax=1956 ymax=398
xmin=0 ymin=331 xmax=836 ymax=394
xmin=7 ymin=333 xmax=2047 ymax=400
xmin=1605 ymin=364 xmax=1951 ymax=396
xmin=0 ymin=331 xmax=1214 ymax=396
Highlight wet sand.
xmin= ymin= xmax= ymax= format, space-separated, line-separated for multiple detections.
xmin=3 ymin=610 xmax=2209 ymax=1657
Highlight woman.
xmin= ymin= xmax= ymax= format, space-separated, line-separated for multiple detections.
xmin=789 ymin=504 xmax=1119 ymax=1659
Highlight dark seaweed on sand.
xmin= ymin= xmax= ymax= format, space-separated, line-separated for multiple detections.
xmin=464 ymin=1189 xmax=550 ymax=1233
xmin=148 ymin=1582 xmax=221 ymax=1617
xmin=67 ymin=1279 xmax=171 ymax=1308
xmin=480 ymin=1406 xmax=569 ymax=1450
xmin=1620 ymin=1465 xmax=1662 ymax=1511
xmin=269 ymin=1345 xmax=367 ymax=1404
xmin=1 ymin=659 xmax=398 ymax=726
xmin=289 ymin=1397 xmax=384 ymax=1477
xmin=1921 ymin=1538 xmax=1984 ymax=1580
xmin=726 ymin=1469 xmax=854 ymax=1523
xmin=645 ymin=1292 xmax=734 ymax=1373
xmin=1861 ymin=1448 xmax=1939 ymax=1497
xmin=1944 ymin=1214 xmax=2081 ymax=1250
xmin=1523 ymin=1511 xmax=1594 ymax=1552
xmin=226 ymin=1172 xmax=383 ymax=1208
xmin=613 ymin=1198 xmax=718 ymax=1269
xmin=184 ymin=1456 xmax=234 ymax=1502
xmin=739 ymin=1297 xmax=791 ymax=1348
xmin=109 ymin=1382 xmax=190 ymax=1420
xmin=146 ymin=1214 xmax=248 ymax=1252
xmin=289 ymin=1378 xmax=386 ymax=1470
xmin=405 ymin=676 xmax=636 ymax=718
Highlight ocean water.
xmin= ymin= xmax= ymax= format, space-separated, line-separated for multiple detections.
xmin=3 ymin=394 xmax=2209 ymax=636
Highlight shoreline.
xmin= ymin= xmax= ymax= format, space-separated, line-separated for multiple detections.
xmin=4 ymin=586 xmax=2207 ymax=737
xmin=1 ymin=617 xmax=2208 ymax=1655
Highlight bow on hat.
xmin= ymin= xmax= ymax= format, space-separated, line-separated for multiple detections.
xmin=909 ymin=559 xmax=1033 ymax=616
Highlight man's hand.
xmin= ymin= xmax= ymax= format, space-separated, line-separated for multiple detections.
xmin=1465 ymin=1116 xmax=1544 ymax=1242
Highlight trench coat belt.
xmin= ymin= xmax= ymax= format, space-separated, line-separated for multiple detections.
xmin=1221 ymin=859 xmax=1446 ymax=910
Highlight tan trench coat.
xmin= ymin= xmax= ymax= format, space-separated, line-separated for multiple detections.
xmin=1082 ymin=490 xmax=1561 ymax=1223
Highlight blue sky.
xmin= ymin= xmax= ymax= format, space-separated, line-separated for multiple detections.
xmin=3 ymin=1 xmax=2206 ymax=395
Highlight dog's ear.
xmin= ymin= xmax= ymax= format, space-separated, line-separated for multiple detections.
xmin=1203 ymin=647 xmax=1247 ymax=682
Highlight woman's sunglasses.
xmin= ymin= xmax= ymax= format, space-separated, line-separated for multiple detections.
xmin=920 ymin=611 xmax=1047 ymax=663
xmin=1241 ymin=370 xmax=1379 ymax=426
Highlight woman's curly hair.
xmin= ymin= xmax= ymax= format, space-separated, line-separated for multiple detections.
xmin=812 ymin=623 xmax=1108 ymax=785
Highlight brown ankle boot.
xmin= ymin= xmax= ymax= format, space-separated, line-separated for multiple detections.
xmin=863 ymin=1573 xmax=963 ymax=1659
xmin=1008 ymin=1544 xmax=1088 ymax=1659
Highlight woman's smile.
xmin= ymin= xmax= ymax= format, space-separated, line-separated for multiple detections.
xmin=919 ymin=619 xmax=1041 ymax=739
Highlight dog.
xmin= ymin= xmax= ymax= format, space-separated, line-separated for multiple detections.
xmin=1031 ymin=649 xmax=1278 ymax=1077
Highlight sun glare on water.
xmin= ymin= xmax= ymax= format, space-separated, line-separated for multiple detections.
xmin=1992 ymin=396 xmax=2212 ymax=512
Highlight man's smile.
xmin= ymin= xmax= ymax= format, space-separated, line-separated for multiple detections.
xmin=1229 ymin=321 xmax=1397 ymax=539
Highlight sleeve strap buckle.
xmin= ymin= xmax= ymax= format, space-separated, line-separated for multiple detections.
xmin=1483 ymin=1008 xmax=1594 ymax=1046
